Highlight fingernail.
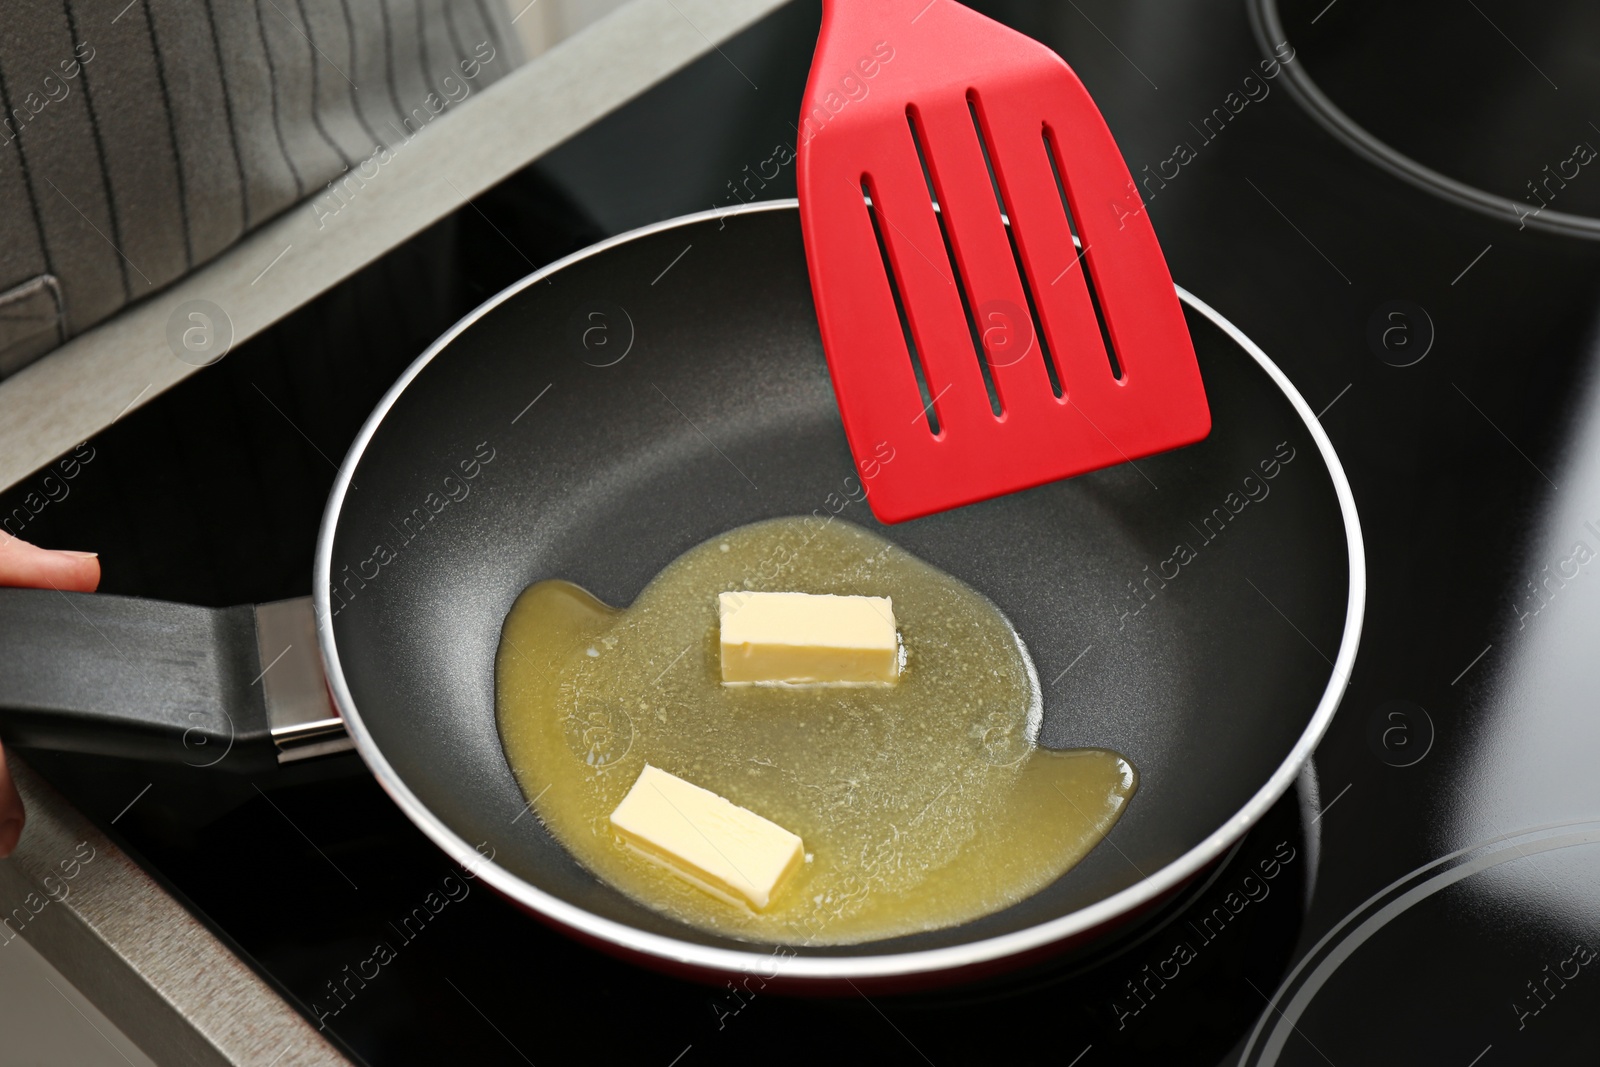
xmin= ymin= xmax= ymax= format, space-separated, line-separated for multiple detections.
xmin=64 ymin=551 xmax=99 ymax=560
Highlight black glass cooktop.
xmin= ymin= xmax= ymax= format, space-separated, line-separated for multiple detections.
xmin=8 ymin=1 xmax=1600 ymax=1063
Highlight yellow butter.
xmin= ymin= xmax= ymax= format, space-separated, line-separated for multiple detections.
xmin=609 ymin=764 xmax=805 ymax=911
xmin=718 ymin=591 xmax=898 ymax=684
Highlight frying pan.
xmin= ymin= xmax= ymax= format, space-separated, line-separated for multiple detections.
xmin=0 ymin=201 xmax=1362 ymax=987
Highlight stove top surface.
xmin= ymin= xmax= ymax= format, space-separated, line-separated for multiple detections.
xmin=10 ymin=1 xmax=1600 ymax=1063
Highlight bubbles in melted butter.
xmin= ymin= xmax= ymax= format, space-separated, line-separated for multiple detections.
xmin=495 ymin=517 xmax=1136 ymax=945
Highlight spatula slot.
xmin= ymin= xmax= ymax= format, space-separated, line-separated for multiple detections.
xmin=860 ymin=176 xmax=943 ymax=436
xmin=966 ymin=91 xmax=1062 ymax=400
xmin=1043 ymin=126 xmax=1123 ymax=382
xmin=907 ymin=104 xmax=1004 ymax=419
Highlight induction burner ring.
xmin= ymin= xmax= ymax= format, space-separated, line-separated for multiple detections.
xmin=1247 ymin=0 xmax=1600 ymax=240
xmin=1238 ymin=818 xmax=1600 ymax=1065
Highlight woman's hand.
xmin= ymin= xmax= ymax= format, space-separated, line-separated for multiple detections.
xmin=0 ymin=537 xmax=100 ymax=858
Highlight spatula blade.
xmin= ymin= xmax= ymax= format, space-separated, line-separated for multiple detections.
xmin=798 ymin=0 xmax=1209 ymax=523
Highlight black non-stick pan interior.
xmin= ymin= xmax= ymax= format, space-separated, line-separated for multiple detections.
xmin=327 ymin=205 xmax=1351 ymax=955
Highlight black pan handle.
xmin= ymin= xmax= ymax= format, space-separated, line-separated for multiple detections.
xmin=0 ymin=590 xmax=347 ymax=772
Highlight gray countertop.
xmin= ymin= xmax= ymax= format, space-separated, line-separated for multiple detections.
xmin=1 ymin=758 xmax=344 ymax=1066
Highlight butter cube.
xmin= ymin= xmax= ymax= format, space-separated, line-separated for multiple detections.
xmin=610 ymin=764 xmax=804 ymax=911
xmin=719 ymin=591 xmax=898 ymax=684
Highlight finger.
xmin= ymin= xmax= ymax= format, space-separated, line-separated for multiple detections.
xmin=0 ymin=534 xmax=100 ymax=593
xmin=0 ymin=741 xmax=22 ymax=858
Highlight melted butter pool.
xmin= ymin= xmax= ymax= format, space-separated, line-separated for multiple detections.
xmin=495 ymin=517 xmax=1135 ymax=945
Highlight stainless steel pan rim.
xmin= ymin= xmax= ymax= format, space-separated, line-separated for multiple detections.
xmin=313 ymin=198 xmax=1366 ymax=980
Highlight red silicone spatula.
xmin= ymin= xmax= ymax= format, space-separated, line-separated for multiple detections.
xmin=797 ymin=0 xmax=1210 ymax=523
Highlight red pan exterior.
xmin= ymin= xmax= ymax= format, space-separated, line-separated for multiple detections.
xmin=491 ymin=865 xmax=1204 ymax=996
